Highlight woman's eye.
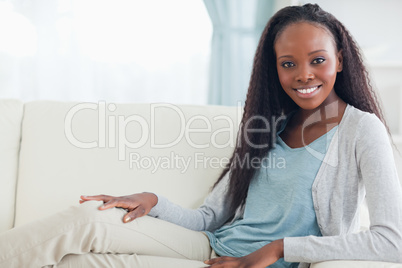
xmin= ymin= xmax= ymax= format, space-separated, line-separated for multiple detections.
xmin=281 ymin=62 xmax=295 ymax=68
xmin=312 ymin=58 xmax=325 ymax=64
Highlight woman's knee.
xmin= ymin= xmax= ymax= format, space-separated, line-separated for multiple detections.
xmin=71 ymin=201 xmax=125 ymax=224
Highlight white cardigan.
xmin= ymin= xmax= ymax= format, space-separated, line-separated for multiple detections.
xmin=149 ymin=104 xmax=402 ymax=266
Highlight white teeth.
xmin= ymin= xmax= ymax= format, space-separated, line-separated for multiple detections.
xmin=297 ymin=86 xmax=319 ymax=94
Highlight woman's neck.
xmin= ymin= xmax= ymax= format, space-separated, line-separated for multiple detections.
xmin=293 ymin=94 xmax=347 ymax=128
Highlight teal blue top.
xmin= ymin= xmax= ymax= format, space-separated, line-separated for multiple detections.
xmin=205 ymin=117 xmax=338 ymax=268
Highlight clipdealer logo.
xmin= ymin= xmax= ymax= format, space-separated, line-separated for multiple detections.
xmin=64 ymin=101 xmax=242 ymax=161
xmin=63 ymin=101 xmax=339 ymax=171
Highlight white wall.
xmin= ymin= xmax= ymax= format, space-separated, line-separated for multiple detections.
xmin=302 ymin=0 xmax=402 ymax=64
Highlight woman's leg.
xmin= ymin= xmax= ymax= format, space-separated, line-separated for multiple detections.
xmin=54 ymin=253 xmax=209 ymax=268
xmin=0 ymin=201 xmax=211 ymax=268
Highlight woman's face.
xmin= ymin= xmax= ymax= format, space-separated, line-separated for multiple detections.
xmin=274 ymin=22 xmax=343 ymax=111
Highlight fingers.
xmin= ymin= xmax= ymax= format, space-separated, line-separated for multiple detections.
xmin=80 ymin=194 xmax=138 ymax=211
xmin=204 ymin=257 xmax=231 ymax=265
xmin=79 ymin=193 xmax=152 ymax=223
xmin=123 ymin=205 xmax=147 ymax=223
xmin=204 ymin=257 xmax=238 ymax=267
xmin=80 ymin=194 xmax=112 ymax=202
xmin=79 ymin=195 xmax=113 ymax=205
xmin=99 ymin=198 xmax=132 ymax=210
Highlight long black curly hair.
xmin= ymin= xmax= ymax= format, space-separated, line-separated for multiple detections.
xmin=214 ymin=3 xmax=387 ymax=212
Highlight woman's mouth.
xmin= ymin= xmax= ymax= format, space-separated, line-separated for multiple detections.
xmin=294 ymin=85 xmax=321 ymax=97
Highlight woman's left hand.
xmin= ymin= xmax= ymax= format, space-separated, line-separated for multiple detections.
xmin=204 ymin=239 xmax=284 ymax=268
xmin=204 ymin=255 xmax=263 ymax=268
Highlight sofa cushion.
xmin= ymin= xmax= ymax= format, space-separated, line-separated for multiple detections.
xmin=0 ymin=99 xmax=23 ymax=232
xmin=14 ymin=101 xmax=240 ymax=226
xmin=311 ymin=260 xmax=402 ymax=268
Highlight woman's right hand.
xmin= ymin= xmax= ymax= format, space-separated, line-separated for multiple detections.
xmin=79 ymin=193 xmax=158 ymax=223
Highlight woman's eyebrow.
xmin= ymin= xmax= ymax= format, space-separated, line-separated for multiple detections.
xmin=277 ymin=49 xmax=328 ymax=60
xmin=308 ymin=49 xmax=327 ymax=55
xmin=277 ymin=54 xmax=293 ymax=60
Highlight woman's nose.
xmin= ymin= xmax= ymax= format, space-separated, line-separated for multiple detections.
xmin=296 ymin=66 xmax=315 ymax=82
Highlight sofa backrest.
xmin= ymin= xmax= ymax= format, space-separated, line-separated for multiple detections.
xmin=7 ymin=100 xmax=402 ymax=231
xmin=14 ymin=101 xmax=241 ymax=226
xmin=0 ymin=100 xmax=24 ymax=233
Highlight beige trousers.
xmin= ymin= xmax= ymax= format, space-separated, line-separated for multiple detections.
xmin=0 ymin=201 xmax=216 ymax=268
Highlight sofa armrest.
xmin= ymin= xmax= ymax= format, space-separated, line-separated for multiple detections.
xmin=311 ymin=261 xmax=402 ymax=268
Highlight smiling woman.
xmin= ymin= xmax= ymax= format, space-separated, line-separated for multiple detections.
xmin=0 ymin=3 xmax=402 ymax=268
xmin=275 ymin=22 xmax=343 ymax=111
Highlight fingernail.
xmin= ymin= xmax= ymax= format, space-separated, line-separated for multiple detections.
xmin=124 ymin=217 xmax=131 ymax=223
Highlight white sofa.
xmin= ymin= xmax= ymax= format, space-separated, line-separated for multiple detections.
xmin=1 ymin=99 xmax=401 ymax=267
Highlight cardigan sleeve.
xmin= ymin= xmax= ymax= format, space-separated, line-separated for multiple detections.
xmin=284 ymin=113 xmax=402 ymax=264
xmin=147 ymin=172 xmax=234 ymax=232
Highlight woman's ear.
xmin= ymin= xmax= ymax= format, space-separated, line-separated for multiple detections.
xmin=337 ymin=49 xmax=343 ymax=72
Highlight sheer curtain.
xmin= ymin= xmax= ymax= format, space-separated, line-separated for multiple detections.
xmin=0 ymin=0 xmax=212 ymax=104
xmin=203 ymin=0 xmax=298 ymax=106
